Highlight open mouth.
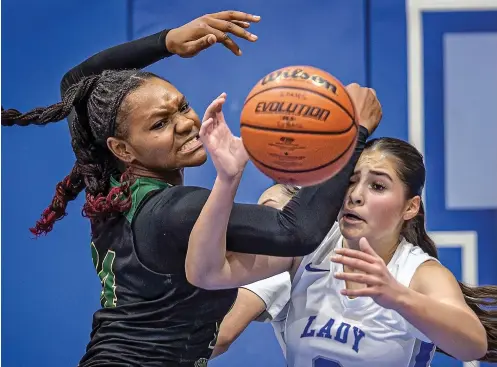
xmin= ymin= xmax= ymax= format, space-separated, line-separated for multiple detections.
xmin=343 ymin=212 xmax=364 ymax=223
xmin=180 ymin=135 xmax=203 ymax=153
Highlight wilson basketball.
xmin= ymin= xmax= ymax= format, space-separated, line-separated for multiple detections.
xmin=240 ymin=65 xmax=358 ymax=186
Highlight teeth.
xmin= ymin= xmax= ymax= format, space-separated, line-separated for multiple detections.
xmin=181 ymin=137 xmax=200 ymax=151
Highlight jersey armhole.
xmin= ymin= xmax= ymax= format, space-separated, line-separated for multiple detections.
xmin=128 ymin=189 xmax=173 ymax=275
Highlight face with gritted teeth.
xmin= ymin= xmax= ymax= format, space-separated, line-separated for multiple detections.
xmin=107 ymin=77 xmax=207 ymax=176
xmin=338 ymin=149 xmax=417 ymax=243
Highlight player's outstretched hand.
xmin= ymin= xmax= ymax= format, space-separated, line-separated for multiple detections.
xmin=165 ymin=11 xmax=260 ymax=57
xmin=200 ymin=93 xmax=249 ymax=181
xmin=331 ymin=237 xmax=407 ymax=310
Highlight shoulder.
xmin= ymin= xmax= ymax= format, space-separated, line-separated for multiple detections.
xmin=393 ymin=240 xmax=439 ymax=287
xmin=410 ymin=260 xmax=461 ymax=296
xmin=132 ymin=185 xmax=210 ymax=229
xmin=140 ymin=185 xmax=209 ymax=211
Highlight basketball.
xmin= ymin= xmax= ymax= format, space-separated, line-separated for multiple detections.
xmin=240 ymin=65 xmax=358 ymax=186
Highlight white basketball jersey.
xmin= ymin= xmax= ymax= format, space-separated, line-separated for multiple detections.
xmin=245 ymin=223 xmax=439 ymax=367
xmin=286 ymin=223 xmax=438 ymax=367
xmin=242 ymin=271 xmax=291 ymax=357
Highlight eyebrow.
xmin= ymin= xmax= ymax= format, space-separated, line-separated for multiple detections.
xmin=148 ymin=95 xmax=186 ymax=120
xmin=370 ymin=170 xmax=393 ymax=181
xmin=352 ymin=169 xmax=393 ymax=181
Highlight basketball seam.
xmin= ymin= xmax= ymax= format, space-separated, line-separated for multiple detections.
xmin=240 ymin=121 xmax=356 ymax=135
xmin=245 ymin=124 xmax=358 ymax=174
xmin=243 ymin=86 xmax=355 ymax=121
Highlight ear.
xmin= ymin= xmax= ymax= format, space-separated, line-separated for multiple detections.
xmin=106 ymin=136 xmax=136 ymax=164
xmin=403 ymin=195 xmax=420 ymax=221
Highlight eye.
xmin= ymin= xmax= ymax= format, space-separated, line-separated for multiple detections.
xmin=151 ymin=119 xmax=168 ymax=130
xmin=348 ymin=176 xmax=358 ymax=186
xmin=371 ymin=182 xmax=386 ymax=192
xmin=179 ymin=101 xmax=191 ymax=113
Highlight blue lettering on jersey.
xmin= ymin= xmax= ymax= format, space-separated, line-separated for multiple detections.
xmin=301 ymin=315 xmax=317 ymax=337
xmin=300 ymin=315 xmax=366 ymax=353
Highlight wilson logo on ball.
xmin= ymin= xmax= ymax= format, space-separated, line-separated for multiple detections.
xmin=260 ymin=68 xmax=338 ymax=94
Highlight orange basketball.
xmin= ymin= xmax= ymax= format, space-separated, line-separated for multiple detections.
xmin=240 ymin=65 xmax=358 ymax=186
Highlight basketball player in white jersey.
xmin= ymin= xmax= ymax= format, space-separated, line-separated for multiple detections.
xmin=185 ymin=84 xmax=497 ymax=365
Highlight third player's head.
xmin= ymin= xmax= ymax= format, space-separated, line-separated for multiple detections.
xmin=258 ymin=184 xmax=300 ymax=210
xmin=338 ymin=138 xmax=432 ymax=255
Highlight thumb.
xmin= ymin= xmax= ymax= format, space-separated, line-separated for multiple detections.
xmin=199 ymin=117 xmax=214 ymax=139
xmin=359 ymin=237 xmax=377 ymax=257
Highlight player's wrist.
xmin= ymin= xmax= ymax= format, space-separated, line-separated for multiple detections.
xmin=164 ymin=29 xmax=178 ymax=56
xmin=215 ymin=173 xmax=243 ymax=188
xmin=391 ymin=284 xmax=418 ymax=314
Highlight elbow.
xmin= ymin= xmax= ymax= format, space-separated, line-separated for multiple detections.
xmin=185 ymin=264 xmax=207 ymax=289
xmin=464 ymin=334 xmax=488 ymax=362
xmin=457 ymin=346 xmax=487 ymax=363
xmin=453 ymin=329 xmax=488 ymax=362
xmin=214 ymin=333 xmax=235 ymax=354
xmin=466 ymin=321 xmax=488 ymax=361
xmin=185 ymin=264 xmax=222 ymax=290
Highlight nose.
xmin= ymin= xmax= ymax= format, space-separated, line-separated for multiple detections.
xmin=174 ymin=114 xmax=195 ymax=135
xmin=348 ymin=184 xmax=364 ymax=206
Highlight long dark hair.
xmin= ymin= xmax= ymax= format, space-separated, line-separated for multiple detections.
xmin=366 ymin=137 xmax=497 ymax=362
xmin=2 ymin=69 xmax=160 ymax=236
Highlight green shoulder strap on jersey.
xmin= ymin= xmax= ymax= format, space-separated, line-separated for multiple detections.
xmin=91 ymin=176 xmax=171 ymax=308
xmin=110 ymin=176 xmax=171 ymax=223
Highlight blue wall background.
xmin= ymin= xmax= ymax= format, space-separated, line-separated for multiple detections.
xmin=2 ymin=1 xmax=496 ymax=366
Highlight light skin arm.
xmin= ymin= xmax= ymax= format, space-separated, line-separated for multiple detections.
xmin=399 ymin=260 xmax=487 ymax=361
xmin=185 ymin=94 xmax=294 ymax=289
xmin=185 ymin=173 xmax=294 ymax=289
xmin=333 ymin=240 xmax=488 ymax=362
xmin=210 ymin=288 xmax=267 ymax=358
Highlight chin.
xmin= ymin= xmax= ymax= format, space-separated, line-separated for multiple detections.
xmin=183 ymin=148 xmax=208 ymax=167
xmin=339 ymin=219 xmax=366 ymax=241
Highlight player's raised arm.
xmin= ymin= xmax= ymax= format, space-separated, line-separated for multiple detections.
xmin=60 ymin=11 xmax=261 ymax=95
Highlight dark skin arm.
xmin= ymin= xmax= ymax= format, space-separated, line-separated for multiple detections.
xmin=60 ymin=11 xmax=261 ymax=95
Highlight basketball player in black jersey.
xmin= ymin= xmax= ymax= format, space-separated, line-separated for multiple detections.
xmin=2 ymin=11 xmax=381 ymax=366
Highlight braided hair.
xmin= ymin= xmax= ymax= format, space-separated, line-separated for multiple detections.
xmin=2 ymin=69 xmax=159 ymax=236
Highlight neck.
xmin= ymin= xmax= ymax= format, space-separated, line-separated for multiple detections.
xmin=343 ymin=233 xmax=400 ymax=265
xmin=129 ymin=167 xmax=184 ymax=186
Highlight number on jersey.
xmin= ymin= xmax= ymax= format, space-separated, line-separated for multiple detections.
xmin=91 ymin=242 xmax=117 ymax=308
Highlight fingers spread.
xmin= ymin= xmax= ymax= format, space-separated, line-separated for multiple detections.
xmin=231 ymin=20 xmax=251 ymax=28
xmin=207 ymin=18 xmax=258 ymax=42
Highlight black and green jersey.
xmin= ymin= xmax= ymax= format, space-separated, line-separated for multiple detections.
xmin=80 ymin=177 xmax=236 ymax=367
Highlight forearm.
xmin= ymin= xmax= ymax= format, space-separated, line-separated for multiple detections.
xmin=186 ymin=175 xmax=240 ymax=288
xmin=225 ymin=126 xmax=369 ymax=256
xmin=397 ymin=288 xmax=487 ymax=361
xmin=211 ymin=288 xmax=267 ymax=359
xmin=60 ymin=30 xmax=172 ymax=95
